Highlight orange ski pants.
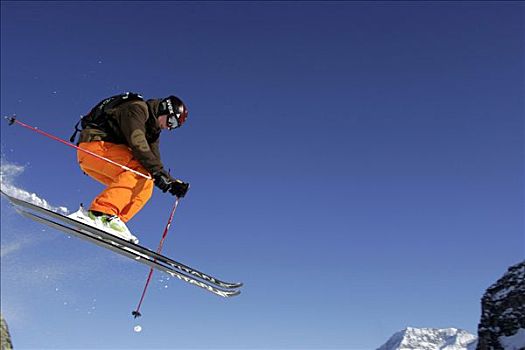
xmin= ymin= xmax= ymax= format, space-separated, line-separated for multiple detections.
xmin=77 ymin=141 xmax=154 ymax=222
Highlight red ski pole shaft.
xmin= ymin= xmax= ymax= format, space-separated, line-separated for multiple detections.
xmin=132 ymin=198 xmax=180 ymax=318
xmin=5 ymin=116 xmax=151 ymax=180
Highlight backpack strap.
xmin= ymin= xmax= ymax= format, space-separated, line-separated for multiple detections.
xmin=69 ymin=118 xmax=82 ymax=143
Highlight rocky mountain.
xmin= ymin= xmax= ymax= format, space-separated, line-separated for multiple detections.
xmin=1 ymin=313 xmax=13 ymax=350
xmin=377 ymin=327 xmax=477 ymax=350
xmin=476 ymin=260 xmax=525 ymax=350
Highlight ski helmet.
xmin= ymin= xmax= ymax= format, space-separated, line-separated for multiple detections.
xmin=158 ymin=95 xmax=188 ymax=130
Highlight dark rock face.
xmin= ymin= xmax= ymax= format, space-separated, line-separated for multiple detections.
xmin=476 ymin=261 xmax=525 ymax=350
xmin=1 ymin=313 xmax=13 ymax=350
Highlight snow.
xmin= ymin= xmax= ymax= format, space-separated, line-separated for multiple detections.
xmin=489 ymin=264 xmax=525 ymax=302
xmin=493 ymin=286 xmax=516 ymax=301
xmin=0 ymin=160 xmax=69 ymax=214
xmin=502 ymin=308 xmax=515 ymax=316
xmin=377 ymin=327 xmax=477 ymax=350
xmin=499 ymin=328 xmax=525 ymax=350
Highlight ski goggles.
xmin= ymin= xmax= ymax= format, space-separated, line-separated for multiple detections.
xmin=167 ymin=109 xmax=187 ymax=130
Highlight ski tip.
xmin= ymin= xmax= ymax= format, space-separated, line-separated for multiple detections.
xmin=221 ymin=282 xmax=244 ymax=289
xmin=227 ymin=289 xmax=242 ymax=297
xmin=223 ymin=282 xmax=243 ymax=289
xmin=132 ymin=310 xmax=142 ymax=319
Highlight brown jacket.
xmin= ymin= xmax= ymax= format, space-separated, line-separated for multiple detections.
xmin=78 ymin=99 xmax=165 ymax=175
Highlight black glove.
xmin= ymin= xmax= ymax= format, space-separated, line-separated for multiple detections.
xmin=169 ymin=179 xmax=190 ymax=198
xmin=153 ymin=170 xmax=173 ymax=193
xmin=153 ymin=170 xmax=190 ymax=198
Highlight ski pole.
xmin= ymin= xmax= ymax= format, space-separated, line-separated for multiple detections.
xmin=4 ymin=116 xmax=152 ymax=180
xmin=132 ymin=197 xmax=180 ymax=318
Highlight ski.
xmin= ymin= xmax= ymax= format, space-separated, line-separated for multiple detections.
xmin=14 ymin=207 xmax=240 ymax=298
xmin=1 ymin=191 xmax=243 ymax=291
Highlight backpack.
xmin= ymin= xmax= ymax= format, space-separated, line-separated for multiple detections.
xmin=70 ymin=92 xmax=144 ymax=143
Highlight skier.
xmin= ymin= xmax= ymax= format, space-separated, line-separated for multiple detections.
xmin=68 ymin=93 xmax=190 ymax=243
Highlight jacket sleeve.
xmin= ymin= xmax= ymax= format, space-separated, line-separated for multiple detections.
xmin=115 ymin=102 xmax=164 ymax=175
xmin=150 ymin=140 xmax=162 ymax=163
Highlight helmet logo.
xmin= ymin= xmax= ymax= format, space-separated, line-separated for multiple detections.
xmin=166 ymin=99 xmax=175 ymax=116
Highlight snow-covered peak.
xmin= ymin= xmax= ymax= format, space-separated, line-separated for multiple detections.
xmin=377 ymin=327 xmax=477 ymax=350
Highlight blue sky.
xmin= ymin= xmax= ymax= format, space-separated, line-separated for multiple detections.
xmin=1 ymin=1 xmax=523 ymax=349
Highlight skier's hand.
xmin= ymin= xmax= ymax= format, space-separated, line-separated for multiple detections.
xmin=153 ymin=170 xmax=190 ymax=198
xmin=153 ymin=169 xmax=174 ymax=193
xmin=169 ymin=179 xmax=190 ymax=198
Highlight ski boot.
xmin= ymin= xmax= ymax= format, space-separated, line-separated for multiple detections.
xmin=68 ymin=206 xmax=139 ymax=244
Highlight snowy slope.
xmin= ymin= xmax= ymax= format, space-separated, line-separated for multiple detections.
xmin=499 ymin=328 xmax=525 ymax=350
xmin=377 ymin=327 xmax=477 ymax=350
